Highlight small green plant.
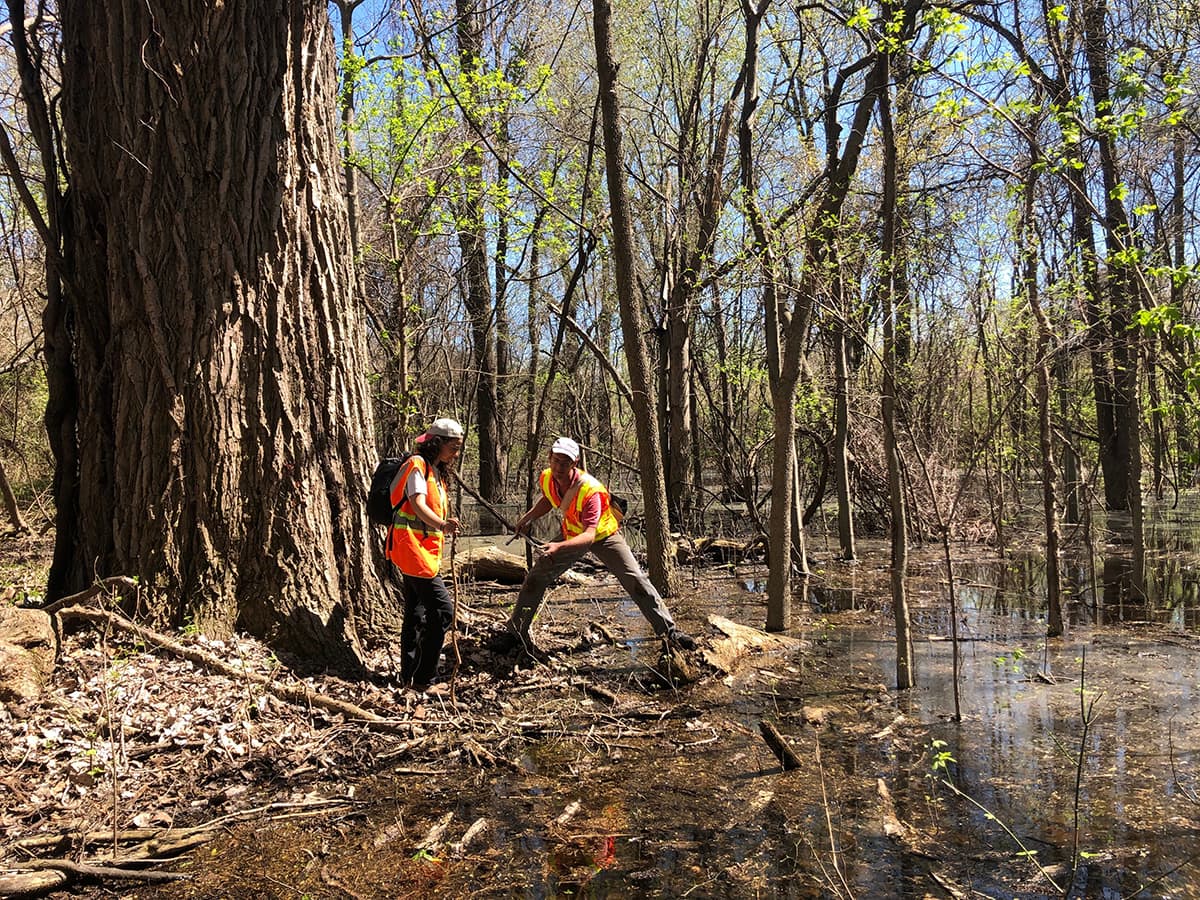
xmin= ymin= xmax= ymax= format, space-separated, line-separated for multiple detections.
xmin=929 ymin=739 xmax=956 ymax=775
xmin=993 ymin=646 xmax=1026 ymax=673
xmin=924 ymin=738 xmax=1063 ymax=893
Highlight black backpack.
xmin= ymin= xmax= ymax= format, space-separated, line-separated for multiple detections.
xmin=367 ymin=453 xmax=413 ymax=526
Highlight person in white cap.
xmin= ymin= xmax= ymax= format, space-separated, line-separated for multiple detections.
xmin=495 ymin=436 xmax=696 ymax=653
xmin=387 ymin=417 xmax=464 ymax=691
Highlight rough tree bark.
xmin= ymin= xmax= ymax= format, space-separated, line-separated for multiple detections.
xmin=54 ymin=0 xmax=382 ymax=667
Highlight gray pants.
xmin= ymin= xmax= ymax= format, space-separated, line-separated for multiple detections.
xmin=507 ymin=531 xmax=677 ymax=638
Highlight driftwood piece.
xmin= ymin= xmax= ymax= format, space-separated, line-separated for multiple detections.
xmin=876 ymin=778 xmax=906 ymax=839
xmin=415 ymin=812 xmax=454 ymax=854
xmin=677 ymin=537 xmax=762 ymax=565
xmin=759 ymin=720 xmax=802 ymax=770
xmin=0 ymin=859 xmax=187 ymax=897
xmin=702 ymin=615 xmax=805 ymax=674
xmin=445 ymin=545 xmax=591 ymax=586
xmin=0 ymin=606 xmax=56 ymax=704
xmin=0 ymin=869 xmax=68 ymax=897
xmin=449 ymin=817 xmax=490 ymax=857
xmin=461 ymin=737 xmax=499 ymax=768
xmin=576 ymin=680 xmax=619 ymax=705
xmin=554 ymin=800 xmax=582 ymax=826
xmin=584 ymin=621 xmax=621 ymax=646
xmin=23 ymin=859 xmax=188 ymax=883
xmin=12 ymin=829 xmax=216 ymax=861
xmin=651 ymin=645 xmax=701 ymax=687
xmin=54 ymin=605 xmax=408 ymax=733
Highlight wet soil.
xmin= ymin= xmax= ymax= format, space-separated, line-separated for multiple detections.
xmin=5 ymin=528 xmax=1200 ymax=898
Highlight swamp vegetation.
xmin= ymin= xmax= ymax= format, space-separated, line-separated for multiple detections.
xmin=3 ymin=499 xmax=1200 ymax=897
xmin=0 ymin=0 xmax=1198 ymax=896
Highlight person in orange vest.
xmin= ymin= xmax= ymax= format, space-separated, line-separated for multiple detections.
xmin=388 ymin=417 xmax=463 ymax=691
xmin=495 ymin=436 xmax=696 ymax=653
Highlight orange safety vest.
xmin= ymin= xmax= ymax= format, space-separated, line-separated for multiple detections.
xmin=539 ymin=468 xmax=620 ymax=541
xmin=388 ymin=455 xmax=446 ymax=578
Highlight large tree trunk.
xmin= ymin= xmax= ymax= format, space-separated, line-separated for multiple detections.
xmin=56 ymin=0 xmax=382 ymax=668
xmin=593 ymin=0 xmax=676 ymax=596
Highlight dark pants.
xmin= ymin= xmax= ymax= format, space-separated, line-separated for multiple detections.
xmin=400 ymin=573 xmax=454 ymax=685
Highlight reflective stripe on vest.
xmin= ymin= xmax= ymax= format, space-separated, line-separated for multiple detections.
xmin=389 ymin=456 xmax=445 ymax=578
xmin=539 ymin=468 xmax=619 ymax=541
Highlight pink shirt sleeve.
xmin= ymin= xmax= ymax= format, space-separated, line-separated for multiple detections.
xmin=579 ymin=492 xmax=603 ymax=530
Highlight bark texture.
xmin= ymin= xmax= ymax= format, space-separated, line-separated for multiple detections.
xmin=56 ymin=0 xmax=382 ymax=667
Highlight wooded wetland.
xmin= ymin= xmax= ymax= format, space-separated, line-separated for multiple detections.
xmin=0 ymin=0 xmax=1198 ymax=897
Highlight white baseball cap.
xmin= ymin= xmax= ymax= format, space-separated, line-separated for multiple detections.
xmin=418 ymin=417 xmax=464 ymax=442
xmin=551 ymin=436 xmax=580 ymax=461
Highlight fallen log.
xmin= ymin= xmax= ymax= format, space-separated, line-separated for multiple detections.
xmin=449 ymin=817 xmax=490 ymax=857
xmin=23 ymin=858 xmax=189 ymax=883
xmin=676 ymin=537 xmax=764 ymax=565
xmin=449 ymin=545 xmax=527 ymax=583
xmin=575 ymin=679 xmax=620 ymax=705
xmin=702 ymin=615 xmax=805 ymax=674
xmin=0 ymin=858 xmax=189 ymax=897
xmin=0 ymin=869 xmax=68 ymax=897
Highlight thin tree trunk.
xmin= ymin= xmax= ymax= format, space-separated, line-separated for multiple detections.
xmin=1148 ymin=335 xmax=1165 ymax=500
xmin=1021 ymin=135 xmax=1063 ymax=637
xmin=666 ymin=286 xmax=693 ymax=527
xmin=1171 ymin=123 xmax=1192 ymax=487
xmin=832 ymin=308 xmax=855 ymax=561
xmin=0 ymin=456 xmax=27 ymax=533
xmin=1056 ymin=347 xmax=1080 ymax=525
xmin=385 ymin=204 xmax=412 ymax=439
xmin=454 ymin=0 xmax=503 ymax=502
xmin=334 ymin=1 xmax=364 ymax=262
xmin=593 ymin=0 xmax=676 ymax=595
xmin=4 ymin=0 xmax=78 ymax=594
xmin=878 ymin=26 xmax=913 ymax=688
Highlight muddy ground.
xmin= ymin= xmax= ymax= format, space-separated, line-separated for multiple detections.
xmin=3 ymin=531 xmax=1198 ymax=898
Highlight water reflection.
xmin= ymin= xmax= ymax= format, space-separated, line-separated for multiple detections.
xmin=819 ymin=497 xmax=1200 ymax=896
xmin=445 ymin=494 xmax=1200 ymax=894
